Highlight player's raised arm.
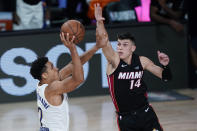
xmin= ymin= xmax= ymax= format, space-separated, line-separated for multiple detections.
xmin=49 ymin=33 xmax=84 ymax=94
xmin=140 ymin=51 xmax=172 ymax=81
xmin=94 ymin=3 xmax=119 ymax=68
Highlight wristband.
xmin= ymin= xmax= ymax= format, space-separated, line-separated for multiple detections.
xmin=162 ymin=65 xmax=172 ymax=82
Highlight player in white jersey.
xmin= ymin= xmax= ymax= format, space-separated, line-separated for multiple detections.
xmin=30 ymin=32 xmax=106 ymax=131
xmin=37 ymin=84 xmax=69 ymax=131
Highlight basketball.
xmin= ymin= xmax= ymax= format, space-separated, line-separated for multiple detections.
xmin=61 ymin=20 xmax=85 ymax=44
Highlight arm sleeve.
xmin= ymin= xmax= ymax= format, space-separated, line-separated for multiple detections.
xmin=162 ymin=65 xmax=172 ymax=82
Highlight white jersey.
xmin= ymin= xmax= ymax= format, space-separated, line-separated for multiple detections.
xmin=36 ymin=84 xmax=69 ymax=131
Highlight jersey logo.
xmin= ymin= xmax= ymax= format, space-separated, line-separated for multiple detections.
xmin=121 ymin=64 xmax=127 ymax=68
xmin=145 ymin=107 xmax=149 ymax=112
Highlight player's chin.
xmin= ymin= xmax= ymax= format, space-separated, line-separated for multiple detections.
xmin=118 ymin=54 xmax=124 ymax=59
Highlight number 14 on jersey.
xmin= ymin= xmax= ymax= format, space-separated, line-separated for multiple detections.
xmin=130 ymin=79 xmax=141 ymax=90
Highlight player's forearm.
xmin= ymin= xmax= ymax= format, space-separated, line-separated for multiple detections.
xmin=102 ymin=42 xmax=117 ymax=65
xmin=154 ymin=67 xmax=163 ymax=79
xmin=80 ymin=46 xmax=99 ymax=65
xmin=96 ymin=20 xmax=108 ymax=36
xmin=96 ymin=20 xmax=110 ymax=48
xmin=151 ymin=65 xmax=172 ymax=81
xmin=96 ymin=23 xmax=116 ymax=65
xmin=96 ymin=20 xmax=104 ymax=27
xmin=70 ymin=46 xmax=84 ymax=83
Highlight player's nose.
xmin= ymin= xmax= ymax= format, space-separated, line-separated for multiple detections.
xmin=117 ymin=45 xmax=122 ymax=50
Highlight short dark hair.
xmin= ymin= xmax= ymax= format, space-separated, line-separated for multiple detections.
xmin=117 ymin=32 xmax=136 ymax=43
xmin=30 ymin=57 xmax=48 ymax=81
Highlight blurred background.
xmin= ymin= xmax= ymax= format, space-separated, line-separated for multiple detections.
xmin=0 ymin=0 xmax=197 ymax=131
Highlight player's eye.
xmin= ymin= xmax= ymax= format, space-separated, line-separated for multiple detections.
xmin=123 ymin=44 xmax=128 ymax=47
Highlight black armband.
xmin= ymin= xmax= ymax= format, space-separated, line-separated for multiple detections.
xmin=162 ymin=65 xmax=172 ymax=82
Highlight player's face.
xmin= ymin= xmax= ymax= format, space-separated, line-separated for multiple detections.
xmin=116 ymin=39 xmax=136 ymax=59
xmin=44 ymin=62 xmax=59 ymax=82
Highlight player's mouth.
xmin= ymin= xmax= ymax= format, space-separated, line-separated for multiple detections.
xmin=118 ymin=52 xmax=123 ymax=56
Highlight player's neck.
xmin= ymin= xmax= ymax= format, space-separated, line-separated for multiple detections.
xmin=39 ymin=79 xmax=51 ymax=86
xmin=122 ymin=54 xmax=133 ymax=65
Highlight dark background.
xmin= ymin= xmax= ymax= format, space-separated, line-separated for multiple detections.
xmin=0 ymin=22 xmax=188 ymax=103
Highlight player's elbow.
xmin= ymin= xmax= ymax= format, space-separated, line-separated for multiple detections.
xmin=78 ymin=74 xmax=84 ymax=84
xmin=73 ymin=72 xmax=84 ymax=85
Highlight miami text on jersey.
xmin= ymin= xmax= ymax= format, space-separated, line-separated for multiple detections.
xmin=118 ymin=71 xmax=143 ymax=79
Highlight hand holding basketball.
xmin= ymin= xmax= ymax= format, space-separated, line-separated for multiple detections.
xmin=61 ymin=20 xmax=85 ymax=44
xmin=60 ymin=32 xmax=76 ymax=50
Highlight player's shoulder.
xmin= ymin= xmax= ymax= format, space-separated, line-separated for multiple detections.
xmin=140 ymin=56 xmax=153 ymax=63
xmin=139 ymin=56 xmax=153 ymax=68
xmin=139 ymin=56 xmax=149 ymax=61
xmin=45 ymin=80 xmax=62 ymax=92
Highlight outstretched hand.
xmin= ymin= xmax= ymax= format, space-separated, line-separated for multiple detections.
xmin=94 ymin=3 xmax=108 ymax=49
xmin=96 ymin=28 xmax=108 ymax=48
xmin=157 ymin=50 xmax=170 ymax=66
xmin=60 ymin=32 xmax=76 ymax=49
xmin=94 ymin=3 xmax=105 ymax=22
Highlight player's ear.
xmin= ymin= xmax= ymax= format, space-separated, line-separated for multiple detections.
xmin=42 ymin=72 xmax=48 ymax=79
xmin=132 ymin=45 xmax=136 ymax=52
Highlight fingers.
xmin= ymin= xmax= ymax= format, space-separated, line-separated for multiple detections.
xmin=71 ymin=35 xmax=75 ymax=43
xmin=60 ymin=32 xmax=65 ymax=41
xmin=157 ymin=50 xmax=160 ymax=55
xmin=94 ymin=3 xmax=100 ymax=8
xmin=60 ymin=32 xmax=75 ymax=44
xmin=157 ymin=50 xmax=170 ymax=65
xmin=157 ymin=50 xmax=168 ymax=57
xmin=94 ymin=3 xmax=105 ymax=21
xmin=157 ymin=50 xmax=169 ymax=61
xmin=66 ymin=33 xmax=69 ymax=41
xmin=160 ymin=53 xmax=168 ymax=58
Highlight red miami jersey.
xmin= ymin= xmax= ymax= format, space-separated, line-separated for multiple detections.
xmin=107 ymin=54 xmax=149 ymax=113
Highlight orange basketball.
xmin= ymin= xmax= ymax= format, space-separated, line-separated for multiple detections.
xmin=61 ymin=20 xmax=85 ymax=44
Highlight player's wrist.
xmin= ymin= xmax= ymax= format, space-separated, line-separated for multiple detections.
xmin=96 ymin=20 xmax=104 ymax=24
xmin=161 ymin=64 xmax=172 ymax=82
